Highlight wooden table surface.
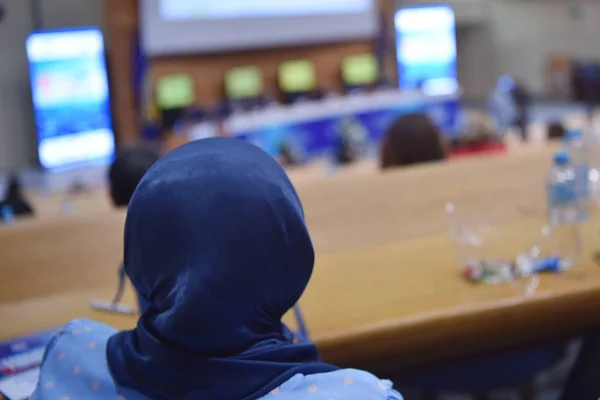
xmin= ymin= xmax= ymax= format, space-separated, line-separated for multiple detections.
xmin=5 ymin=144 xmax=597 ymax=370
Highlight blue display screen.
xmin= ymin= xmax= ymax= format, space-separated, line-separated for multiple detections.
xmin=395 ymin=5 xmax=458 ymax=95
xmin=26 ymin=27 xmax=115 ymax=170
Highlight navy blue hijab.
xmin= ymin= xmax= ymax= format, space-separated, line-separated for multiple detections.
xmin=107 ymin=138 xmax=335 ymax=400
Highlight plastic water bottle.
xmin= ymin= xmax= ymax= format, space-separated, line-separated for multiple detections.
xmin=541 ymin=151 xmax=582 ymax=271
xmin=548 ymin=152 xmax=580 ymax=225
xmin=564 ymin=129 xmax=590 ymax=218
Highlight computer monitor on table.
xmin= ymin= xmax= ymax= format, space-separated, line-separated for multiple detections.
xmin=342 ymin=53 xmax=379 ymax=93
xmin=278 ymin=59 xmax=318 ymax=104
xmin=225 ymin=66 xmax=266 ymax=114
xmin=155 ymin=73 xmax=197 ymax=135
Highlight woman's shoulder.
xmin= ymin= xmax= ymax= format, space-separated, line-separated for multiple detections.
xmin=44 ymin=319 xmax=117 ymax=358
xmin=59 ymin=318 xmax=117 ymax=337
xmin=31 ymin=319 xmax=119 ymax=400
xmin=261 ymin=369 xmax=403 ymax=400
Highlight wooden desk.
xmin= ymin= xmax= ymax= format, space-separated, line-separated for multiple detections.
xmin=4 ymin=145 xmax=594 ymax=371
xmin=2 ymin=215 xmax=600 ymax=371
xmin=304 ymin=217 xmax=600 ymax=369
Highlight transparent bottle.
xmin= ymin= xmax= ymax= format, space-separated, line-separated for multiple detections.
xmin=518 ymin=152 xmax=584 ymax=284
xmin=548 ymin=152 xmax=578 ymax=225
xmin=543 ymin=152 xmax=582 ymax=271
xmin=564 ymin=129 xmax=590 ymax=220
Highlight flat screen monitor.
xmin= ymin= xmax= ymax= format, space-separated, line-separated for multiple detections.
xmin=278 ymin=60 xmax=316 ymax=94
xmin=26 ymin=27 xmax=115 ymax=170
xmin=395 ymin=5 xmax=458 ymax=95
xmin=141 ymin=0 xmax=379 ymax=56
xmin=342 ymin=53 xmax=379 ymax=87
xmin=225 ymin=66 xmax=264 ymax=100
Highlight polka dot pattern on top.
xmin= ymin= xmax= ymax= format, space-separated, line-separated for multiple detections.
xmin=30 ymin=319 xmax=134 ymax=400
xmin=265 ymin=369 xmax=403 ymax=400
xmin=30 ymin=319 xmax=402 ymax=400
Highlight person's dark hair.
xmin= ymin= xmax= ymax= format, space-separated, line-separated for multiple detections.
xmin=548 ymin=122 xmax=566 ymax=140
xmin=6 ymin=175 xmax=20 ymax=198
xmin=108 ymin=143 xmax=160 ymax=208
xmin=380 ymin=113 xmax=447 ymax=170
xmin=0 ymin=174 xmax=34 ymax=217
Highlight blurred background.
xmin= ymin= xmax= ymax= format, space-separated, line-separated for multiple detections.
xmin=2 ymin=0 xmax=600 ymax=399
xmin=2 ymin=0 xmax=600 ymax=173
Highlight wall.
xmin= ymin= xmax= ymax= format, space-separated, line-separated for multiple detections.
xmin=0 ymin=0 xmax=104 ymax=172
xmin=0 ymin=0 xmax=35 ymax=172
xmin=488 ymin=0 xmax=600 ymax=95
xmin=451 ymin=0 xmax=600 ymax=99
xmin=456 ymin=25 xmax=496 ymax=100
xmin=40 ymin=0 xmax=105 ymax=30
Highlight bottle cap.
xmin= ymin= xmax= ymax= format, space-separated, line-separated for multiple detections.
xmin=564 ymin=129 xmax=583 ymax=141
xmin=554 ymin=151 xmax=570 ymax=166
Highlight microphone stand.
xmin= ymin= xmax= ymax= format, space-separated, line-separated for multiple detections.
xmin=90 ymin=264 xmax=136 ymax=315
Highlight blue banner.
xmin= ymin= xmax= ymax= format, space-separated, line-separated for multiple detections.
xmin=233 ymin=95 xmax=461 ymax=160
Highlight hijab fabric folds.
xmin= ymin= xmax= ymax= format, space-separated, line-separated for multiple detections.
xmin=107 ymin=138 xmax=335 ymax=400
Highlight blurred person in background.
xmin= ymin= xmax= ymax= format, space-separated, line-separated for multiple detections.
xmin=0 ymin=174 xmax=34 ymax=218
xmin=333 ymin=117 xmax=368 ymax=166
xmin=380 ymin=113 xmax=447 ymax=170
xmin=489 ymin=75 xmax=518 ymax=137
xmin=107 ymin=142 xmax=161 ymax=311
xmin=31 ymin=138 xmax=403 ymax=400
xmin=547 ymin=122 xmax=566 ymax=140
xmin=108 ymin=143 xmax=160 ymax=208
xmin=511 ymin=78 xmax=531 ymax=139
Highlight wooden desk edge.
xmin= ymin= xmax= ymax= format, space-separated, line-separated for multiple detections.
xmin=315 ymin=283 xmax=600 ymax=366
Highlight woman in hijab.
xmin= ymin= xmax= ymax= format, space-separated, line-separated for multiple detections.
xmin=488 ymin=76 xmax=518 ymax=136
xmin=31 ymin=138 xmax=402 ymax=400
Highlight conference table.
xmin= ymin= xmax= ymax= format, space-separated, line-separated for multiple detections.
xmin=3 ymin=144 xmax=600 ymax=374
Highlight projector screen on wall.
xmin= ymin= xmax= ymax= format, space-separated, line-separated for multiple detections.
xmin=140 ymin=0 xmax=379 ymax=56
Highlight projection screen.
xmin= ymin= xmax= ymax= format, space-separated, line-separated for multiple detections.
xmin=140 ymin=0 xmax=380 ymax=56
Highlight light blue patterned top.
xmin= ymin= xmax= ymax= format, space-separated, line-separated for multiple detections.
xmin=31 ymin=319 xmax=403 ymax=400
